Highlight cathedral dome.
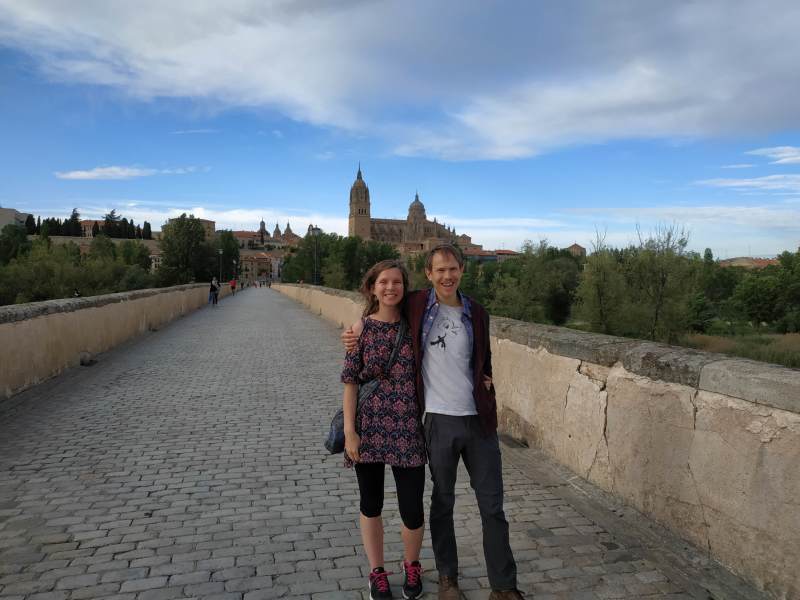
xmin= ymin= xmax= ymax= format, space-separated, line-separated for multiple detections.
xmin=408 ymin=192 xmax=426 ymax=220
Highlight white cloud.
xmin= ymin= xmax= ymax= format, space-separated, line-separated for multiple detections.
xmin=2 ymin=2 xmax=800 ymax=160
xmin=721 ymin=163 xmax=754 ymax=169
xmin=746 ymin=146 xmax=800 ymax=165
xmin=696 ymin=174 xmax=800 ymax=194
xmin=170 ymin=129 xmax=219 ymax=135
xmin=55 ymin=166 xmax=157 ymax=180
xmin=54 ymin=166 xmax=200 ymax=180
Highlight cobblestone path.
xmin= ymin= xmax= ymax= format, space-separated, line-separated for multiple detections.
xmin=0 ymin=289 xmax=767 ymax=599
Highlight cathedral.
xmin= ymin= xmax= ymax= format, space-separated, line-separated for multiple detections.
xmin=348 ymin=166 xmax=477 ymax=254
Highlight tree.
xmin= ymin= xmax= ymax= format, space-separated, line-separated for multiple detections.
xmin=103 ymin=209 xmax=121 ymax=238
xmin=88 ymin=234 xmax=116 ymax=262
xmin=623 ymin=225 xmax=695 ymax=342
xmin=214 ymin=230 xmax=241 ymax=281
xmin=733 ymin=274 xmax=781 ymax=326
xmin=66 ymin=208 xmax=81 ymax=237
xmin=158 ymin=214 xmax=213 ymax=284
xmin=142 ymin=221 xmax=152 ymax=240
xmin=25 ymin=214 xmax=36 ymax=235
xmin=91 ymin=222 xmax=100 ymax=237
xmin=118 ymin=240 xmax=151 ymax=270
xmin=576 ymin=233 xmax=626 ymax=334
xmin=0 ymin=224 xmax=31 ymax=265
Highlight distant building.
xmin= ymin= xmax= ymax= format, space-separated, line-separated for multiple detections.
xmin=463 ymin=248 xmax=520 ymax=264
xmin=80 ymin=220 xmax=103 ymax=237
xmin=718 ymin=257 xmax=779 ymax=269
xmin=0 ymin=207 xmax=30 ymax=230
xmin=239 ymin=249 xmax=285 ymax=282
xmin=566 ymin=243 xmax=586 ymax=258
xmin=149 ymin=249 xmax=163 ymax=273
xmin=348 ymin=166 xmax=461 ymax=254
xmin=231 ymin=219 xmax=302 ymax=249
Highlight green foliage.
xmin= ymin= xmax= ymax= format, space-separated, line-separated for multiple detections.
xmin=65 ymin=208 xmax=82 ymax=237
xmin=157 ymin=214 xmax=214 ymax=285
xmin=89 ymin=235 xmax=116 ymax=261
xmin=213 ymin=230 xmax=241 ymax=281
xmin=0 ymin=224 xmax=31 ymax=265
xmin=0 ymin=235 xmax=156 ymax=306
xmin=576 ymin=247 xmax=625 ymax=334
xmin=687 ymin=293 xmax=715 ymax=333
xmin=575 ymin=226 xmax=695 ymax=342
xmin=733 ymin=274 xmax=781 ymax=326
xmin=118 ymin=240 xmax=152 ymax=270
xmin=281 ymin=232 xmax=398 ymax=289
xmin=25 ymin=214 xmax=36 ymax=235
xmin=483 ymin=241 xmax=581 ymax=325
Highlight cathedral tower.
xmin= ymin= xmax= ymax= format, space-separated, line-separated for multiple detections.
xmin=404 ymin=192 xmax=426 ymax=242
xmin=348 ymin=165 xmax=371 ymax=239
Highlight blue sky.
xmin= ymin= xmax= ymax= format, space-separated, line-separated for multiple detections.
xmin=1 ymin=1 xmax=799 ymax=257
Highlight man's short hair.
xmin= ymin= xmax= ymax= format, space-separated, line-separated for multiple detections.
xmin=425 ymin=243 xmax=464 ymax=272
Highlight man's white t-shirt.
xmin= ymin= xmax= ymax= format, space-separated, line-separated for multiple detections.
xmin=422 ymin=303 xmax=476 ymax=416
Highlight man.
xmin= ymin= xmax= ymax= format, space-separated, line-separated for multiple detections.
xmin=344 ymin=244 xmax=523 ymax=600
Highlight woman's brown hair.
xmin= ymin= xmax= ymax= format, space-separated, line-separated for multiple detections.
xmin=359 ymin=259 xmax=409 ymax=317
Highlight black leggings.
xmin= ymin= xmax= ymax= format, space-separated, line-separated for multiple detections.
xmin=354 ymin=463 xmax=425 ymax=530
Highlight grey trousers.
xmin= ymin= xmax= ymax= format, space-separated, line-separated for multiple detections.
xmin=425 ymin=413 xmax=517 ymax=591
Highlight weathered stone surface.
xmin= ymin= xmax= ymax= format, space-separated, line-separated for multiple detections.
xmin=604 ymin=367 xmax=706 ymax=547
xmin=699 ymin=358 xmax=800 ymax=414
xmin=0 ymin=284 xmax=204 ymax=325
xmin=690 ymin=391 xmax=800 ymax=596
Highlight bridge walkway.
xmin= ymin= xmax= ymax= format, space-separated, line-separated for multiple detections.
xmin=0 ymin=288 xmax=766 ymax=599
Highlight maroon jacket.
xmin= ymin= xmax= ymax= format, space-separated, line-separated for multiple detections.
xmin=404 ymin=289 xmax=498 ymax=434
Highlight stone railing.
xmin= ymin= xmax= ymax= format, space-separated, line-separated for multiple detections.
xmin=0 ymin=283 xmax=230 ymax=400
xmin=274 ymin=283 xmax=800 ymax=600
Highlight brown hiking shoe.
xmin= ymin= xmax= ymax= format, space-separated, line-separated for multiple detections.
xmin=438 ymin=574 xmax=460 ymax=600
xmin=488 ymin=589 xmax=525 ymax=600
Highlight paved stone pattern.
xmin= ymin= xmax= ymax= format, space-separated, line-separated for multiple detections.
xmin=0 ymin=289 xmax=766 ymax=599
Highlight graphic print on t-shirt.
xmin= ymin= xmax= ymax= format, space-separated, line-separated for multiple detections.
xmin=429 ymin=311 xmax=461 ymax=352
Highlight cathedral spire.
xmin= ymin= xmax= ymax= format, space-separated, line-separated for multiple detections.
xmin=357 ymin=162 xmax=362 ymax=180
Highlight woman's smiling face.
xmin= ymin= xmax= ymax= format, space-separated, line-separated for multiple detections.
xmin=372 ymin=267 xmax=405 ymax=308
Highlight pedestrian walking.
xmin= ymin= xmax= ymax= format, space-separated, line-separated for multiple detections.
xmin=340 ymin=259 xmax=426 ymax=600
xmin=230 ymin=278 xmax=237 ymax=296
xmin=209 ymin=277 xmax=220 ymax=306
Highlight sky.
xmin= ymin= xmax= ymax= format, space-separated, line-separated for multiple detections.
xmin=1 ymin=1 xmax=799 ymax=258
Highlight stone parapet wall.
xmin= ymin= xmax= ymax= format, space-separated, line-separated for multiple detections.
xmin=274 ymin=283 xmax=800 ymax=599
xmin=0 ymin=283 xmax=230 ymax=399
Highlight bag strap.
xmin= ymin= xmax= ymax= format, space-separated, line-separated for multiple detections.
xmin=356 ymin=318 xmax=408 ymax=411
xmin=384 ymin=318 xmax=407 ymax=374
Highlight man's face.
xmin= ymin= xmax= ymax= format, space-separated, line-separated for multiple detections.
xmin=425 ymin=251 xmax=464 ymax=305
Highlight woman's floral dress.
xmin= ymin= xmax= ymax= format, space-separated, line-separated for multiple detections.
xmin=340 ymin=318 xmax=426 ymax=468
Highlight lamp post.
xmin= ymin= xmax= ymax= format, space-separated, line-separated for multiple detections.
xmin=218 ymin=248 xmax=223 ymax=283
xmin=311 ymin=226 xmax=321 ymax=285
xmin=232 ymin=259 xmax=237 ymax=284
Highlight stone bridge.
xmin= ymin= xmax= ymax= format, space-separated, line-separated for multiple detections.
xmin=0 ymin=287 xmax=795 ymax=599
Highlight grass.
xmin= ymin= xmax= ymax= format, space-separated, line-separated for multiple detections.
xmin=684 ymin=332 xmax=800 ymax=369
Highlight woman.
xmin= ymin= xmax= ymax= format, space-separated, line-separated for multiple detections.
xmin=209 ymin=277 xmax=219 ymax=306
xmin=341 ymin=259 xmax=426 ymax=600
